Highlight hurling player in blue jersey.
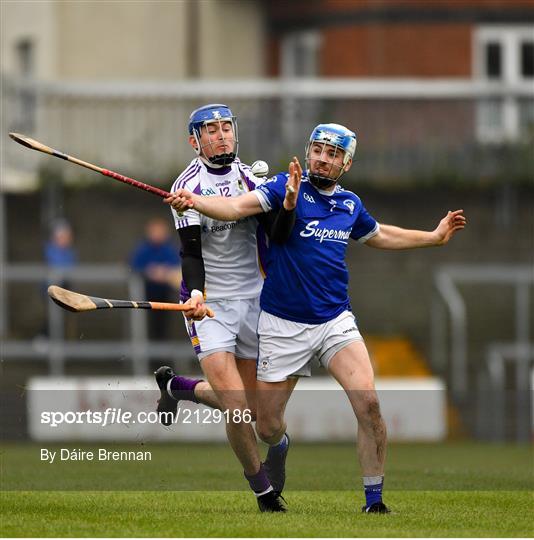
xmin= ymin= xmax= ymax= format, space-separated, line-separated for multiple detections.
xmin=167 ymin=123 xmax=467 ymax=514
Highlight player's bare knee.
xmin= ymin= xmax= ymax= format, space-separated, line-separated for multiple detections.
xmin=367 ymin=398 xmax=381 ymax=420
xmin=357 ymin=395 xmax=383 ymax=428
xmin=256 ymin=417 xmax=283 ymax=443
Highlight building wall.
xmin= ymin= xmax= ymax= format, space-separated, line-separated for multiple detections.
xmin=197 ymin=0 xmax=266 ymax=78
xmin=266 ymin=0 xmax=534 ymax=77
xmin=321 ymin=24 xmax=472 ymax=77
xmin=0 ymin=1 xmax=58 ymax=80
xmin=56 ymin=2 xmax=189 ymax=79
xmin=1 ymin=0 xmax=266 ymax=81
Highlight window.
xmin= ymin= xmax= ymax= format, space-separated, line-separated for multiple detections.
xmin=474 ymin=26 xmax=534 ymax=142
xmin=486 ymin=42 xmax=502 ymax=79
xmin=16 ymin=38 xmax=34 ymax=78
xmin=520 ymin=41 xmax=534 ymax=78
xmin=281 ymin=30 xmax=322 ymax=77
xmin=13 ymin=37 xmax=36 ymax=132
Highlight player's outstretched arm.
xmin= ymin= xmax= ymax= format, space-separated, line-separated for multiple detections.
xmin=365 ymin=209 xmax=467 ymax=250
xmin=164 ymin=189 xmax=263 ymax=221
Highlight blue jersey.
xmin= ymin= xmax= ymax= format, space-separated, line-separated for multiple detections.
xmin=254 ymin=173 xmax=379 ymax=324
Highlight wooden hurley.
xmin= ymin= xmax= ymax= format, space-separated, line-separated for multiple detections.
xmin=48 ymin=285 xmax=214 ymax=317
xmin=9 ymin=132 xmax=171 ymax=198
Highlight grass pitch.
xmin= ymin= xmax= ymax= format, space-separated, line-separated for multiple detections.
xmin=1 ymin=442 xmax=532 ymax=537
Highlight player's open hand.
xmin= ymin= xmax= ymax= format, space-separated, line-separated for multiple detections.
xmin=284 ymin=156 xmax=302 ymax=210
xmin=164 ymin=189 xmax=195 ymax=212
xmin=433 ymin=209 xmax=467 ymax=245
xmin=182 ymin=295 xmax=214 ymax=321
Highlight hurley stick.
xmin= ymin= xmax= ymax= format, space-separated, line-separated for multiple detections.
xmin=9 ymin=132 xmax=171 ymax=198
xmin=48 ymin=285 xmax=214 ymax=317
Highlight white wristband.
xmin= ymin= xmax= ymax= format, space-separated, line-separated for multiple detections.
xmin=190 ymin=289 xmax=203 ymax=299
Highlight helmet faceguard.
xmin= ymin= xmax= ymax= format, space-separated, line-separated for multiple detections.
xmin=305 ymin=123 xmax=357 ymax=189
xmin=188 ymin=104 xmax=238 ymax=167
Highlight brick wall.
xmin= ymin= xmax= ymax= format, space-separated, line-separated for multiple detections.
xmin=321 ymin=24 xmax=472 ymax=77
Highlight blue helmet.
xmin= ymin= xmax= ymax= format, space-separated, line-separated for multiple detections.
xmin=188 ymin=104 xmax=238 ymax=166
xmin=305 ymin=123 xmax=357 ymax=189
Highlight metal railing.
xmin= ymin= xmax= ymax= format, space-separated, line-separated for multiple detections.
xmin=1 ymin=264 xmax=192 ymax=375
xmin=483 ymin=343 xmax=534 ymax=442
xmin=432 ymin=264 xmax=532 ymax=395
xmin=432 ymin=263 xmax=533 ymax=440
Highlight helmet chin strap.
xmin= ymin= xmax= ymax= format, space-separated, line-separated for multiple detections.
xmin=309 ymin=174 xmax=337 ymax=190
xmin=199 ymin=154 xmax=236 ymax=168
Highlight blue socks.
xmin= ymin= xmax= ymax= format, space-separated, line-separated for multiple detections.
xmin=363 ymin=476 xmax=383 ymax=507
xmin=269 ymin=433 xmax=289 ymax=454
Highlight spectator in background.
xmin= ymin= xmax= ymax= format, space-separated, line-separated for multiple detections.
xmin=130 ymin=217 xmax=182 ymax=340
xmin=45 ymin=219 xmax=78 ymax=277
xmin=41 ymin=219 xmax=78 ymax=339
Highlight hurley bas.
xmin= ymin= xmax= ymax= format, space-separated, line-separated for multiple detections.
xmin=41 ymin=448 xmax=152 ymax=463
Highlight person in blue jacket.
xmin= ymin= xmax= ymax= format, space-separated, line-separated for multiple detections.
xmin=130 ymin=217 xmax=181 ymax=340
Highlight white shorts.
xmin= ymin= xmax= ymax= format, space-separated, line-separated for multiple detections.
xmin=257 ymin=310 xmax=363 ymax=382
xmin=184 ymin=297 xmax=260 ymax=361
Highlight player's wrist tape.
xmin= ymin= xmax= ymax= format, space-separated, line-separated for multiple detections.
xmin=191 ymin=289 xmax=203 ymax=299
